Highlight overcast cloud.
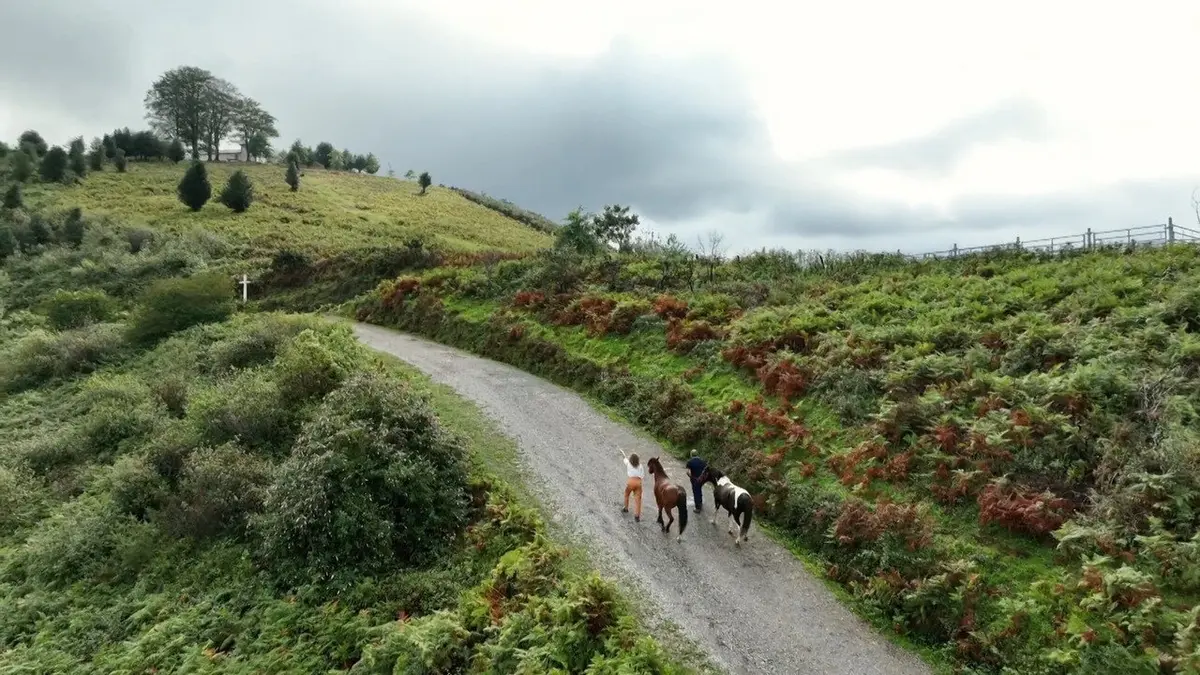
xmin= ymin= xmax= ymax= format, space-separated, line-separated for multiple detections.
xmin=1 ymin=0 xmax=1197 ymax=255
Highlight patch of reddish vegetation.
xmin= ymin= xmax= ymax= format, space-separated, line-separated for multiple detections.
xmin=507 ymin=324 xmax=525 ymax=342
xmin=977 ymin=482 xmax=1074 ymax=537
xmin=512 ymin=290 xmax=545 ymax=309
xmin=653 ymin=294 xmax=689 ymax=320
xmin=665 ymin=319 xmax=721 ymax=354
xmin=756 ymin=358 xmax=810 ymax=400
xmin=381 ymin=276 xmax=422 ymax=310
xmin=832 ymin=499 xmax=934 ymax=551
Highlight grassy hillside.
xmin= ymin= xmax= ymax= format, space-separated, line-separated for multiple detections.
xmin=350 ymin=242 xmax=1200 ymax=673
xmin=18 ymin=161 xmax=554 ymax=257
xmin=0 ymin=290 xmax=689 ymax=672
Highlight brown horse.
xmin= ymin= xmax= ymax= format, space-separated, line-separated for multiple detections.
xmin=646 ymin=457 xmax=688 ymax=541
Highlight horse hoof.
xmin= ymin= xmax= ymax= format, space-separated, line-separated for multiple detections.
xmin=735 ymin=539 xmax=741 ymax=547
xmin=710 ymin=520 xmax=716 ymax=526
xmin=676 ymin=536 xmax=682 ymax=543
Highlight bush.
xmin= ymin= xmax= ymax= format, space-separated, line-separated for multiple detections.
xmin=167 ymin=139 xmax=185 ymax=163
xmin=188 ymin=370 xmax=299 ymax=453
xmin=159 ymin=443 xmax=272 ymax=540
xmin=2 ymin=183 xmax=21 ymax=209
xmin=205 ymin=313 xmax=319 ymax=372
xmin=0 ymin=224 xmax=15 ymax=260
xmin=0 ymin=323 xmax=126 ymax=392
xmin=41 ymin=288 xmax=116 ymax=330
xmin=114 ymin=148 xmax=127 ymax=172
xmin=271 ymin=325 xmax=366 ymax=401
xmin=177 ymin=161 xmax=211 ymax=211
xmin=104 ymin=454 xmax=170 ymax=521
xmin=128 ymin=271 xmax=233 ymax=344
xmin=88 ymin=148 xmax=104 ymax=172
xmin=125 ymin=227 xmax=153 ymax=253
xmin=218 ymin=169 xmax=254 ymax=213
xmin=61 ymin=207 xmax=86 ymax=247
xmin=255 ymin=372 xmax=472 ymax=583
xmin=38 ymin=146 xmax=69 ymax=183
xmin=0 ymin=464 xmax=47 ymax=535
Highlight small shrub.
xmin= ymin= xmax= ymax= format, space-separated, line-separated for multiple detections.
xmin=129 ymin=272 xmax=233 ymax=344
xmin=188 ymin=370 xmax=298 ymax=453
xmin=105 ymin=454 xmax=170 ymax=521
xmin=177 ymin=161 xmax=211 ymax=211
xmin=0 ymin=224 xmax=15 ymax=260
xmin=114 ymin=148 xmax=127 ymax=172
xmin=151 ymin=376 xmax=189 ymax=417
xmin=271 ymin=325 xmax=366 ymax=401
xmin=0 ymin=464 xmax=47 ymax=534
xmin=125 ymin=227 xmax=153 ymax=253
xmin=160 ymin=443 xmax=272 ymax=540
xmin=608 ymin=300 xmax=652 ymax=335
xmin=218 ymin=169 xmax=254 ymax=213
xmin=88 ymin=148 xmax=104 ymax=171
xmin=41 ymin=288 xmax=116 ymax=330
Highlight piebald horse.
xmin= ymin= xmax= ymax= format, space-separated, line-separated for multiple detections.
xmin=698 ymin=466 xmax=753 ymax=545
xmin=646 ymin=457 xmax=688 ymax=542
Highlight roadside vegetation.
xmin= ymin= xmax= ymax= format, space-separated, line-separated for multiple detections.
xmin=349 ymin=210 xmax=1200 ymax=674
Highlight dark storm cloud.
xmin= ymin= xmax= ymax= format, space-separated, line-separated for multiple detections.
xmin=0 ymin=0 xmax=1169 ymax=253
xmin=824 ymin=97 xmax=1052 ymax=177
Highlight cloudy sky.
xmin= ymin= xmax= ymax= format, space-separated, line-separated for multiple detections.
xmin=2 ymin=0 xmax=1199 ymax=255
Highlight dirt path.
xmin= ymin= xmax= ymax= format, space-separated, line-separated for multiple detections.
xmin=350 ymin=322 xmax=932 ymax=675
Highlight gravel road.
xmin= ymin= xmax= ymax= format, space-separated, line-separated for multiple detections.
xmin=351 ymin=322 xmax=932 ymax=675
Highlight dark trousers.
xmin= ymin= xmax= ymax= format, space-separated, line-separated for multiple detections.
xmin=690 ymin=478 xmax=703 ymax=510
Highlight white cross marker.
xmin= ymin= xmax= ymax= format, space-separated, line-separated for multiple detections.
xmin=238 ymin=274 xmax=252 ymax=302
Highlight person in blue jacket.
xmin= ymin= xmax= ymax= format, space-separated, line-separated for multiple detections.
xmin=685 ymin=449 xmax=707 ymax=513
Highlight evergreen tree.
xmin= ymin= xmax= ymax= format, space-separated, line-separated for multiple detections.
xmin=11 ymin=150 xmax=33 ymax=182
xmin=177 ymin=161 xmax=212 ymax=211
xmin=114 ymin=149 xmax=128 ymax=173
xmin=88 ymin=148 xmax=105 ymax=171
xmin=167 ymin=139 xmax=186 ymax=163
xmin=285 ymin=160 xmax=300 ymax=192
xmin=219 ymin=169 xmax=254 ymax=213
xmin=62 ymin=207 xmax=85 ymax=247
xmin=68 ymin=138 xmax=88 ymax=178
xmin=0 ymin=225 xmax=14 ymax=261
xmin=364 ymin=153 xmax=380 ymax=175
xmin=418 ymin=171 xmax=432 ymax=195
xmin=2 ymin=183 xmax=21 ymax=209
xmin=18 ymin=130 xmax=47 ymax=157
xmin=39 ymin=146 xmax=69 ymax=182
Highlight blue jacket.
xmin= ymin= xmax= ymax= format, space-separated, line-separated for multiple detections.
xmin=686 ymin=456 xmax=707 ymax=483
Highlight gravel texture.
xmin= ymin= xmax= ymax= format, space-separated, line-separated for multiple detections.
xmin=352 ymin=322 xmax=933 ymax=675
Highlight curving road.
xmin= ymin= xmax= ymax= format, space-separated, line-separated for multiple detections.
xmin=350 ymin=322 xmax=932 ymax=675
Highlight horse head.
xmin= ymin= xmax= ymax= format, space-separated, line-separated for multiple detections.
xmin=699 ymin=466 xmax=723 ymax=485
xmin=646 ymin=457 xmax=664 ymax=477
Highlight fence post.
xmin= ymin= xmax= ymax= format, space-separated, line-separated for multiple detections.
xmin=952 ymin=243 xmax=958 ymax=257
xmin=1015 ymin=236 xmax=1021 ymax=250
xmin=1086 ymin=228 xmax=1092 ymax=250
xmin=1169 ymin=217 xmax=1176 ymax=243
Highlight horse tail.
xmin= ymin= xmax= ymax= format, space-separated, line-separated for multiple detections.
xmin=739 ymin=493 xmax=753 ymax=538
xmin=676 ymin=485 xmax=688 ymax=535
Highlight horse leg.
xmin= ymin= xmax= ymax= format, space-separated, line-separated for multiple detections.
xmin=665 ymin=504 xmax=675 ymax=534
xmin=710 ymin=500 xmax=721 ymax=526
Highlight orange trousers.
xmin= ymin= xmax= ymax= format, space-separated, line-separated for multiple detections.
xmin=624 ymin=477 xmax=643 ymax=517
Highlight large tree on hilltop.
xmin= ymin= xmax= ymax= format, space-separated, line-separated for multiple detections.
xmin=145 ymin=66 xmax=214 ymax=160
xmin=234 ymin=97 xmax=278 ymax=161
xmin=201 ymin=77 xmax=241 ymax=161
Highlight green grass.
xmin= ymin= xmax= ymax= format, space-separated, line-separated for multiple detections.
xmin=20 ymin=161 xmax=554 ymax=257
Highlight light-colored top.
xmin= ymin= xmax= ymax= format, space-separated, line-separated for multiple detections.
xmin=624 ymin=459 xmax=645 ymax=479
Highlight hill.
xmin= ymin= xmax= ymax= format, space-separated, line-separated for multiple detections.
xmin=18 ymin=161 xmax=555 ymax=258
xmin=350 ymin=239 xmax=1200 ymax=673
xmin=0 ymin=258 xmax=691 ymax=673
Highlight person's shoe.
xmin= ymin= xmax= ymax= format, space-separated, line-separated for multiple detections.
xmin=635 ymin=515 xmax=640 ymax=522
xmin=694 ymin=506 xmax=702 ymax=513
xmin=622 ymin=507 xmax=628 ymax=513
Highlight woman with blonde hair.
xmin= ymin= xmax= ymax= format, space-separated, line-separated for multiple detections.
xmin=620 ymin=448 xmax=644 ymax=522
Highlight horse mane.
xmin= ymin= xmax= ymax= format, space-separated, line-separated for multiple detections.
xmin=647 ymin=457 xmax=668 ymax=477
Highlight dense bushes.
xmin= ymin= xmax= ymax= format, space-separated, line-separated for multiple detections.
xmin=41 ymin=288 xmax=117 ymax=329
xmin=0 ymin=323 xmax=126 ymax=392
xmin=354 ymin=241 xmax=1200 ymax=672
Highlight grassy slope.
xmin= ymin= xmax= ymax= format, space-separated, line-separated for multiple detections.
xmin=0 ymin=308 xmax=693 ymax=672
xmin=19 ymin=161 xmax=554 ymax=257
xmin=348 ymin=245 xmax=1200 ymax=674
